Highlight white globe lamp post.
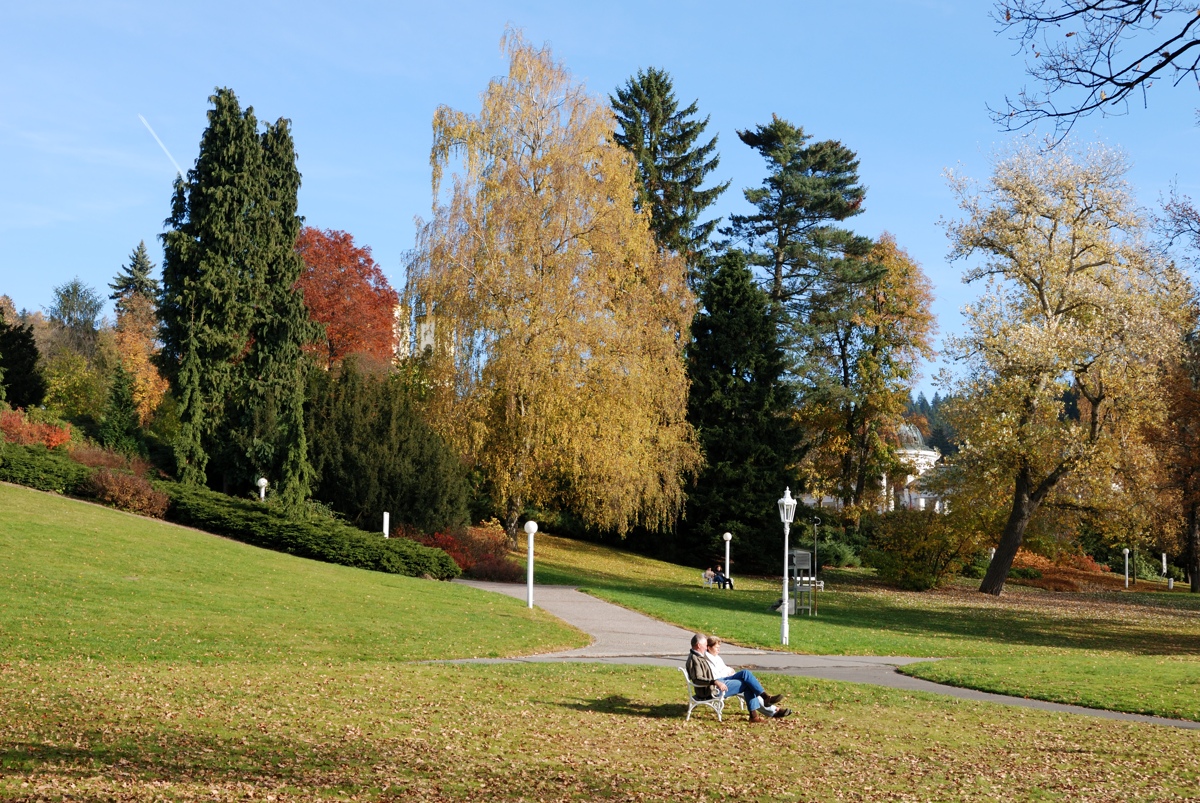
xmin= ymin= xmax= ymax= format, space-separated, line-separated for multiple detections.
xmin=525 ymin=520 xmax=538 ymax=608
xmin=778 ymin=487 xmax=797 ymax=646
xmin=722 ymin=532 xmax=733 ymax=588
xmin=256 ymin=477 xmax=268 ymax=501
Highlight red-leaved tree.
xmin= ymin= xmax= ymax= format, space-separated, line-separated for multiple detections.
xmin=295 ymin=227 xmax=400 ymax=368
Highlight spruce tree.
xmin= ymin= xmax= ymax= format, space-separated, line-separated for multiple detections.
xmin=229 ymin=118 xmax=318 ymax=505
xmin=724 ymin=116 xmax=871 ymax=308
xmin=611 ymin=68 xmax=729 ymax=287
xmin=160 ymin=88 xmax=316 ymax=501
xmin=109 ymin=241 xmax=160 ymax=311
xmin=0 ymin=310 xmax=45 ymax=408
xmin=98 ymin=365 xmax=141 ymax=456
xmin=683 ymin=250 xmax=800 ymax=572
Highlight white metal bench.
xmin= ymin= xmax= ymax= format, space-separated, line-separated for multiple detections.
xmin=679 ymin=667 xmax=744 ymax=721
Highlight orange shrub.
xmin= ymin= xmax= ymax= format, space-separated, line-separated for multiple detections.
xmin=0 ymin=408 xmax=72 ymax=449
xmin=68 ymin=445 xmax=153 ymax=477
xmin=404 ymin=525 xmax=522 ymax=582
xmin=83 ymin=469 xmax=169 ymax=518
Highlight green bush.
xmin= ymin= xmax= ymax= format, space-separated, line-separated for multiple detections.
xmin=1009 ymin=567 xmax=1043 ymax=580
xmin=159 ymin=483 xmax=460 ymax=580
xmin=0 ymin=442 xmax=90 ymax=494
xmin=862 ymin=509 xmax=979 ymax=591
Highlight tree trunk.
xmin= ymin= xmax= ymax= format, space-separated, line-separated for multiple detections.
xmin=504 ymin=501 xmax=522 ymax=548
xmin=1188 ymin=503 xmax=1200 ymax=594
xmin=979 ymin=469 xmax=1039 ymax=596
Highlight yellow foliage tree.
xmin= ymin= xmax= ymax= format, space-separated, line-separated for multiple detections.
xmin=406 ymin=29 xmax=700 ymax=539
xmin=114 ymin=293 xmax=168 ymax=426
xmin=942 ymin=144 xmax=1190 ymax=595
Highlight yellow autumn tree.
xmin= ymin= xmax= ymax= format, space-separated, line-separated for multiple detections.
xmin=406 ymin=29 xmax=700 ymax=540
xmin=942 ymin=144 xmax=1190 ymax=595
xmin=114 ymin=292 xmax=168 ymax=426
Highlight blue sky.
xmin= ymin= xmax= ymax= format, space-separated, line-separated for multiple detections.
xmin=3 ymin=1 xmax=1197 ymax=394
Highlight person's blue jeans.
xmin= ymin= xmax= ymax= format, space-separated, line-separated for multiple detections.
xmin=719 ymin=669 xmax=764 ymax=711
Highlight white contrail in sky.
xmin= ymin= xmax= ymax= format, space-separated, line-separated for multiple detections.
xmin=138 ymin=114 xmax=184 ymax=178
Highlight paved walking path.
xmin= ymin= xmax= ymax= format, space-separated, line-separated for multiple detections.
xmin=455 ymin=580 xmax=1200 ymax=731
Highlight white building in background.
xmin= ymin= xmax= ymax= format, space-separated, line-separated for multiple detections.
xmin=887 ymin=422 xmax=942 ymax=512
xmin=802 ymin=422 xmax=942 ymax=513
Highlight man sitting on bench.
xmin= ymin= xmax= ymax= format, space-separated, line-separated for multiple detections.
xmin=684 ymin=633 xmax=783 ymax=724
xmin=714 ymin=564 xmax=733 ymax=590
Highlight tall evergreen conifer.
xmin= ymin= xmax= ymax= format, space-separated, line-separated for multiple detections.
xmin=109 ymin=241 xmax=160 ymax=311
xmin=160 ymin=88 xmax=315 ymax=501
xmin=724 ymin=116 xmax=870 ymax=308
xmin=611 ymin=68 xmax=729 ymax=287
xmin=684 ymin=251 xmax=799 ymax=571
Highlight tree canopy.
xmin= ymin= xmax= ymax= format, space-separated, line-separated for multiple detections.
xmin=943 ymin=144 xmax=1189 ymax=595
xmin=407 ymin=29 xmax=700 ymax=539
xmin=611 ymin=67 xmax=729 ymax=286
xmin=295 ymin=227 xmax=399 ymax=369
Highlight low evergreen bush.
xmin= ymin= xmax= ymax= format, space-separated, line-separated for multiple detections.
xmin=160 ymin=483 xmax=460 ymax=580
xmin=0 ymin=442 xmax=90 ymax=494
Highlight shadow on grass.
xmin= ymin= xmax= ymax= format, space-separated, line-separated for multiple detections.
xmin=543 ymin=569 xmax=1200 ymax=656
xmin=554 ymin=694 xmax=685 ymax=719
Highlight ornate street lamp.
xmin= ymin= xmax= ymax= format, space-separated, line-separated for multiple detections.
xmin=778 ymin=487 xmax=797 ymax=645
xmin=722 ymin=532 xmax=733 ymax=588
xmin=525 ymin=520 xmax=538 ymax=608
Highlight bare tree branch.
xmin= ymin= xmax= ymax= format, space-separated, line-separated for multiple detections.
xmin=992 ymin=1 xmax=1200 ymax=141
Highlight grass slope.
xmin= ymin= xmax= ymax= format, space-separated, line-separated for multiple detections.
xmin=531 ymin=533 xmax=1200 ymax=721
xmin=2 ymin=486 xmax=1200 ymax=800
xmin=0 ymin=483 xmax=585 ymax=662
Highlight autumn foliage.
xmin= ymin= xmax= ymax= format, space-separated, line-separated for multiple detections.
xmin=295 ymin=227 xmax=399 ymax=368
xmin=0 ymin=408 xmax=72 ymax=449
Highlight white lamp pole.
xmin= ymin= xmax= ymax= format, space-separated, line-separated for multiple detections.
xmin=778 ymin=487 xmax=797 ymax=646
xmin=1123 ymin=548 xmax=1130 ymax=589
xmin=256 ymin=477 xmax=268 ymax=501
xmin=525 ymin=520 xmax=538 ymax=608
xmin=722 ymin=532 xmax=732 ymax=587
xmin=813 ymin=516 xmax=821 ymax=616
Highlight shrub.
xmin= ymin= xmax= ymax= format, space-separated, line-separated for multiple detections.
xmin=1009 ymin=567 xmax=1043 ymax=580
xmin=0 ymin=408 xmax=72 ymax=449
xmin=862 ymin=509 xmax=980 ymax=591
xmin=0 ymin=441 xmax=91 ymax=494
xmin=816 ymin=541 xmax=861 ymax=569
xmin=84 ymin=468 xmax=169 ymax=517
xmin=405 ymin=523 xmax=523 ymax=581
xmin=161 ymin=483 xmax=460 ymax=580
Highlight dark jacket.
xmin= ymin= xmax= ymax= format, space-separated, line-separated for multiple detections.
xmin=685 ymin=649 xmax=719 ymax=699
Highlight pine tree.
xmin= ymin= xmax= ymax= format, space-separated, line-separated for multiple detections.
xmin=724 ymin=116 xmax=870 ymax=307
xmin=109 ymin=241 xmax=160 ymax=312
xmin=160 ymin=88 xmax=316 ymax=500
xmin=611 ymin=67 xmax=729 ymax=287
xmin=683 ymin=250 xmax=799 ymax=572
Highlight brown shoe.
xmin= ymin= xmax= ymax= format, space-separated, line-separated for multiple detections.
xmin=761 ymin=693 xmax=785 ymax=707
xmin=772 ymin=707 xmax=792 ymax=718
xmin=748 ymin=709 xmax=771 ymax=724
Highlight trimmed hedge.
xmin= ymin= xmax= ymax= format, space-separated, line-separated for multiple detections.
xmin=0 ymin=441 xmax=459 ymax=580
xmin=0 ymin=442 xmax=90 ymax=494
xmin=159 ymin=483 xmax=460 ymax=580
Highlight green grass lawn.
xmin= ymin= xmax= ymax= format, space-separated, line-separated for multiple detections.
xmin=0 ymin=483 xmax=586 ymax=662
xmin=4 ymin=482 xmax=1200 ymax=800
xmin=531 ymin=533 xmax=1200 ymax=721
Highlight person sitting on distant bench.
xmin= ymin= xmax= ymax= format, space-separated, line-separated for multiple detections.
xmin=707 ymin=636 xmax=790 ymax=719
xmin=714 ymin=564 xmax=734 ymax=590
xmin=684 ymin=633 xmax=784 ymax=724
xmin=702 ymin=567 xmax=716 ymax=588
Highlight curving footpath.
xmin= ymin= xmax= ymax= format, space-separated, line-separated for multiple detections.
xmin=455 ymin=580 xmax=1200 ymax=731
